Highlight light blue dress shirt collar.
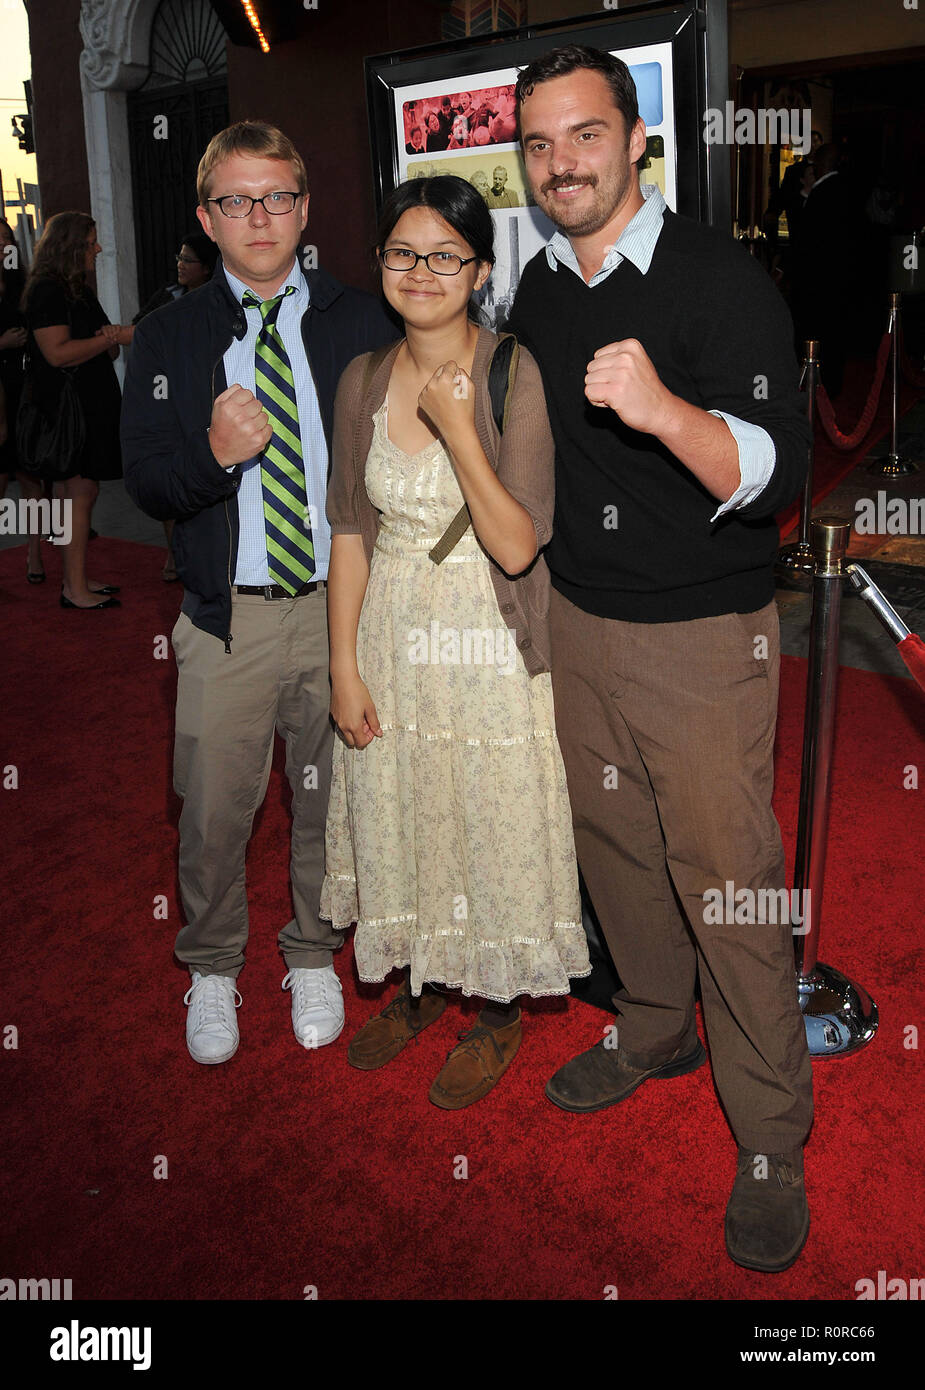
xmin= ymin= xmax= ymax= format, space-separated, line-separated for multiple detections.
xmin=223 ymin=257 xmax=308 ymax=308
xmin=545 ymin=183 xmax=667 ymax=285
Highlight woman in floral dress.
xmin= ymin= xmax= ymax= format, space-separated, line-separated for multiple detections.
xmin=322 ymin=176 xmax=588 ymax=1109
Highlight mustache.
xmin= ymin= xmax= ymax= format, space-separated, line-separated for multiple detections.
xmin=542 ymin=174 xmax=597 ymax=194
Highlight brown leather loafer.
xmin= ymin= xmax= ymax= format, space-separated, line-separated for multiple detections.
xmin=725 ymin=1147 xmax=810 ymax=1272
xmin=545 ymin=1036 xmax=707 ymax=1112
xmin=347 ymin=976 xmax=447 ymax=1070
xmin=428 ymin=1012 xmax=522 ymax=1110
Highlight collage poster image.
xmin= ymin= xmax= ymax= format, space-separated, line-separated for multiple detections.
xmin=392 ymin=45 xmax=677 ymax=328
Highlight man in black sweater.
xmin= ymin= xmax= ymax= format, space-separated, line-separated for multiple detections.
xmin=507 ymin=46 xmax=814 ymax=1273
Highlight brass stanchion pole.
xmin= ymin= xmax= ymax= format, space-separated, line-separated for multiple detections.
xmin=793 ymin=517 xmax=878 ymax=1056
xmin=868 ymin=291 xmax=921 ymax=477
xmin=777 ymin=341 xmax=819 ymax=574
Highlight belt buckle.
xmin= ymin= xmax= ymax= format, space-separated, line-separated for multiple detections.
xmin=262 ymin=585 xmax=276 ymax=600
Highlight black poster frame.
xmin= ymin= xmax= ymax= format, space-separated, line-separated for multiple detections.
xmin=364 ymin=0 xmax=730 ymax=230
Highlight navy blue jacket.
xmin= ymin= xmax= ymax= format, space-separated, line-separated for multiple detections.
xmin=121 ymin=259 xmax=398 ymax=645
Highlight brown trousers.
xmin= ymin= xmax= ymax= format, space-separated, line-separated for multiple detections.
xmin=549 ymin=588 xmax=813 ymax=1152
xmin=171 ymin=589 xmax=341 ymax=979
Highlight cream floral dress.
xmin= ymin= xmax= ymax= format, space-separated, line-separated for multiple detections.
xmin=320 ymin=398 xmax=589 ymax=1002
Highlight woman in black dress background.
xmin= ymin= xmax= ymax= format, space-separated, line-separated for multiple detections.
xmin=21 ymin=211 xmax=125 ymax=609
xmin=0 ymin=217 xmax=46 ymax=583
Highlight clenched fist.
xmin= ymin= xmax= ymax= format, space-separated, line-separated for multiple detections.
xmin=585 ymin=338 xmax=675 ymax=436
xmin=418 ymin=360 xmax=476 ymax=444
xmin=208 ymin=384 xmax=273 ymax=468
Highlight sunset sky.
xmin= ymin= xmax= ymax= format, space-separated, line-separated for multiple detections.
xmin=0 ymin=1 xmax=39 ymax=223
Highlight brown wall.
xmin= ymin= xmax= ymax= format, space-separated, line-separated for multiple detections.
xmin=226 ymin=0 xmax=443 ymax=292
xmin=729 ymin=0 xmax=924 ymax=69
xmin=527 ymin=0 xmax=925 ymax=69
xmin=25 ymin=0 xmax=90 ymax=217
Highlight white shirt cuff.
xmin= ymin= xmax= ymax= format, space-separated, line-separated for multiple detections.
xmin=708 ymin=411 xmax=776 ymax=521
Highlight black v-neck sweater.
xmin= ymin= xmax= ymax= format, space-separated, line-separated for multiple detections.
xmin=506 ymin=210 xmax=809 ymax=622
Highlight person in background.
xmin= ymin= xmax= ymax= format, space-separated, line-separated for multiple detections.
xmin=489 ymin=88 xmax=518 ymax=145
xmin=133 ymin=231 xmax=218 ymax=323
xmin=454 ymin=92 xmax=475 ymax=125
xmin=436 ymin=96 xmax=455 ymax=146
xmin=485 ymin=166 xmax=520 ymax=209
xmin=0 ymin=217 xmax=46 ymax=584
xmin=131 ymin=231 xmax=219 ymax=580
xmin=790 ymin=142 xmax=861 ymax=399
xmin=765 ymin=129 xmax=823 ymax=249
xmin=469 ymin=170 xmax=490 ymax=203
xmin=403 ymin=100 xmax=420 ymax=145
xmin=406 ymin=125 xmax=426 ymax=157
xmin=470 ymin=93 xmax=499 ymax=138
xmin=424 ymin=111 xmax=445 ymax=154
xmin=447 ymin=114 xmax=470 ymax=150
xmin=21 ymin=212 xmax=127 ymax=609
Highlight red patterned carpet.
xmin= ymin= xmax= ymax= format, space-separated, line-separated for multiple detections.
xmin=2 ymin=537 xmax=923 ymax=1300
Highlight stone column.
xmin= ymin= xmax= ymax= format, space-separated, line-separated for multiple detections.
xmin=78 ymin=0 xmax=159 ymax=334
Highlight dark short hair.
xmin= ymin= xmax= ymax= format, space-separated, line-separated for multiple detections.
xmin=375 ymin=175 xmax=495 ymax=320
xmin=514 ymin=43 xmax=639 ymax=143
xmin=180 ymin=230 xmax=218 ymax=272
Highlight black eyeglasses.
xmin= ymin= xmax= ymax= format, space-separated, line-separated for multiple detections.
xmin=379 ymin=248 xmax=477 ymax=276
xmin=207 ymin=192 xmax=301 ymax=218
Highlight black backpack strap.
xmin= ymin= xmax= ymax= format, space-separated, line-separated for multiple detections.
xmin=428 ymin=333 xmax=520 ymax=565
xmin=487 ymin=331 xmax=520 ymax=435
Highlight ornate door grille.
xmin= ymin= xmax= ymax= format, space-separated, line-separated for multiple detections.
xmin=126 ymin=0 xmax=229 ymax=307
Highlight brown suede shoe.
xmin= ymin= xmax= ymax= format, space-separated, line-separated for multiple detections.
xmin=428 ymin=1011 xmax=522 ymax=1110
xmin=347 ymin=976 xmax=447 ymax=1070
xmin=545 ymin=1036 xmax=707 ymax=1113
xmin=725 ymin=1147 xmax=810 ymax=1272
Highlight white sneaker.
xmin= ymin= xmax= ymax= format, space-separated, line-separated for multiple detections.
xmin=184 ymin=971 xmax=242 ymax=1064
xmin=282 ymin=965 xmax=344 ymax=1048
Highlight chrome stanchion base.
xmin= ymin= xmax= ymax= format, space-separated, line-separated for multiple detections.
xmin=797 ymin=961 xmax=879 ymax=1057
xmin=866 ymin=451 xmax=921 ymax=477
xmin=776 ymin=540 xmax=816 ymax=574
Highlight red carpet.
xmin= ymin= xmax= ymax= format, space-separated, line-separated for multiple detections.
xmin=777 ymin=357 xmax=923 ymax=539
xmin=2 ymin=537 xmax=924 ymax=1300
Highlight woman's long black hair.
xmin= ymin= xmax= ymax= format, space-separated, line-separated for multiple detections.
xmin=374 ymin=175 xmax=495 ymax=322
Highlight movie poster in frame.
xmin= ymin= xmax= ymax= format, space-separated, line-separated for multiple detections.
xmin=366 ymin=3 xmax=729 ymax=329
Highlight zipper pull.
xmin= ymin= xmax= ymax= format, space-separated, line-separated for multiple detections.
xmin=224 ymin=633 xmax=233 ymax=654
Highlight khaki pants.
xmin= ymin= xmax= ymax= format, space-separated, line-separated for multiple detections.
xmin=549 ymin=588 xmax=813 ymax=1152
xmin=171 ymin=588 xmax=341 ymax=979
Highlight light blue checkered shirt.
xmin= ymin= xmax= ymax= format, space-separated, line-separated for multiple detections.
xmin=222 ymin=260 xmax=330 ymax=585
xmin=545 ymin=184 xmax=775 ymax=521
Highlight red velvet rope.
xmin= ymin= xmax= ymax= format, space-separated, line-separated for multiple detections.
xmin=897 ymin=634 xmax=925 ymax=694
xmin=813 ymin=331 xmax=891 ymax=452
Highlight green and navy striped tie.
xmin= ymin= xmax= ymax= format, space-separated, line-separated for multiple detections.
xmin=242 ymin=286 xmax=315 ymax=593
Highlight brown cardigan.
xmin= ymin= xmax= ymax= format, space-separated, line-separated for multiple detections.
xmin=326 ymin=324 xmax=555 ymax=676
